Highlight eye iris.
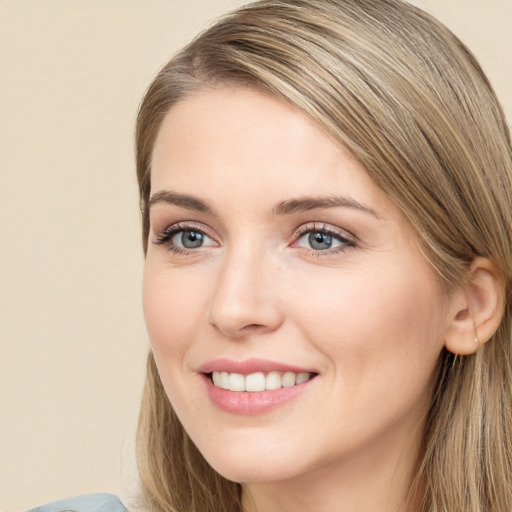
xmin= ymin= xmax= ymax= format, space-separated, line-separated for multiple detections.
xmin=309 ymin=231 xmax=332 ymax=250
xmin=181 ymin=230 xmax=203 ymax=248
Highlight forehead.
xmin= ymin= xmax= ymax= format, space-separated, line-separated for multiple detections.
xmin=150 ymin=86 xmax=393 ymax=217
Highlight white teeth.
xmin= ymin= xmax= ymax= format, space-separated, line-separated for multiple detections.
xmin=211 ymin=370 xmax=313 ymax=391
xmin=219 ymin=372 xmax=230 ymax=390
xmin=228 ymin=373 xmax=245 ymax=391
xmin=281 ymin=372 xmax=296 ymax=388
xmin=245 ymin=372 xmax=266 ymax=392
xmin=212 ymin=371 xmax=222 ymax=387
xmin=296 ymin=372 xmax=310 ymax=384
xmin=266 ymin=371 xmax=282 ymax=390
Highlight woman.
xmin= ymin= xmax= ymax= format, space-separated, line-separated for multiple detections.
xmin=31 ymin=0 xmax=512 ymax=511
xmin=135 ymin=0 xmax=512 ymax=511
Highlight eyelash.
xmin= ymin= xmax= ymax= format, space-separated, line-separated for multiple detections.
xmin=152 ymin=222 xmax=356 ymax=256
xmin=293 ymin=223 xmax=356 ymax=256
xmin=153 ymin=222 xmax=216 ymax=255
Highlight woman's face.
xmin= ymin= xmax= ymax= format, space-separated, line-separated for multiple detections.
xmin=143 ymin=87 xmax=452 ymax=485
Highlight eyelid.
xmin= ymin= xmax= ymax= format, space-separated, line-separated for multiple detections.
xmin=152 ymin=221 xmax=218 ymax=248
xmin=293 ymin=222 xmax=356 ymax=243
xmin=291 ymin=222 xmax=357 ymax=254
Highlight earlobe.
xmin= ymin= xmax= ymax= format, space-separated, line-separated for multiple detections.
xmin=444 ymin=258 xmax=506 ymax=355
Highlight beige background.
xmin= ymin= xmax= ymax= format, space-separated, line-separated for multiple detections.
xmin=0 ymin=1 xmax=510 ymax=511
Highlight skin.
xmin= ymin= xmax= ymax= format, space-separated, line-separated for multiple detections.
xmin=143 ymin=87 xmax=458 ymax=512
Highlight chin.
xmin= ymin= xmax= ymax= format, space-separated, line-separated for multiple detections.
xmin=211 ymin=458 xmax=302 ymax=484
xmin=197 ymin=436 xmax=307 ymax=484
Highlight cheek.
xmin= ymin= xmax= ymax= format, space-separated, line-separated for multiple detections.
xmin=142 ymin=264 xmax=212 ymax=422
xmin=288 ymin=262 xmax=446 ymax=387
xmin=142 ymin=265 xmax=205 ymax=360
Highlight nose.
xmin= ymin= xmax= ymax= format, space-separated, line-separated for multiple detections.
xmin=207 ymin=246 xmax=284 ymax=339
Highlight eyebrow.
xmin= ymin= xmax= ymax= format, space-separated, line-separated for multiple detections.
xmin=273 ymin=195 xmax=379 ymax=218
xmin=148 ymin=190 xmax=378 ymax=218
xmin=148 ymin=190 xmax=212 ymax=213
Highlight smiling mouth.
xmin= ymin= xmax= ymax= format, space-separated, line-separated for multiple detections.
xmin=209 ymin=371 xmax=317 ymax=392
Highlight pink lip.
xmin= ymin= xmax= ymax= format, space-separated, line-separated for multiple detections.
xmin=202 ymin=375 xmax=314 ymax=415
xmin=198 ymin=358 xmax=318 ymax=416
xmin=198 ymin=357 xmax=314 ymax=375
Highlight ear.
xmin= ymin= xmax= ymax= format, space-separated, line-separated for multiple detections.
xmin=445 ymin=258 xmax=506 ymax=355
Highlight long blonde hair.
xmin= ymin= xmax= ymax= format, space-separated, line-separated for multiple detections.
xmin=135 ymin=1 xmax=512 ymax=510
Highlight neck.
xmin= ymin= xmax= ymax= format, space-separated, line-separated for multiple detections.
xmin=241 ymin=423 xmax=424 ymax=512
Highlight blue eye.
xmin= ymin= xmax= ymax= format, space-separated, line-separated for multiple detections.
xmin=308 ymin=232 xmax=334 ymax=250
xmin=154 ymin=224 xmax=216 ymax=251
xmin=172 ymin=230 xmax=209 ymax=249
xmin=295 ymin=228 xmax=353 ymax=252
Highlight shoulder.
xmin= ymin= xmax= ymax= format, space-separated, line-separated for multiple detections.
xmin=26 ymin=493 xmax=128 ymax=512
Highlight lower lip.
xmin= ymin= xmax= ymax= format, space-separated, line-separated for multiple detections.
xmin=203 ymin=375 xmax=314 ymax=415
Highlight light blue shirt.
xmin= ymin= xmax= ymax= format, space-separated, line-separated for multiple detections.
xmin=27 ymin=494 xmax=127 ymax=512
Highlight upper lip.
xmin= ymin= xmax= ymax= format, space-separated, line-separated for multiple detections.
xmin=198 ymin=357 xmax=316 ymax=375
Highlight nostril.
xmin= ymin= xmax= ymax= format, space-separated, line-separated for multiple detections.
xmin=240 ymin=323 xmax=267 ymax=332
